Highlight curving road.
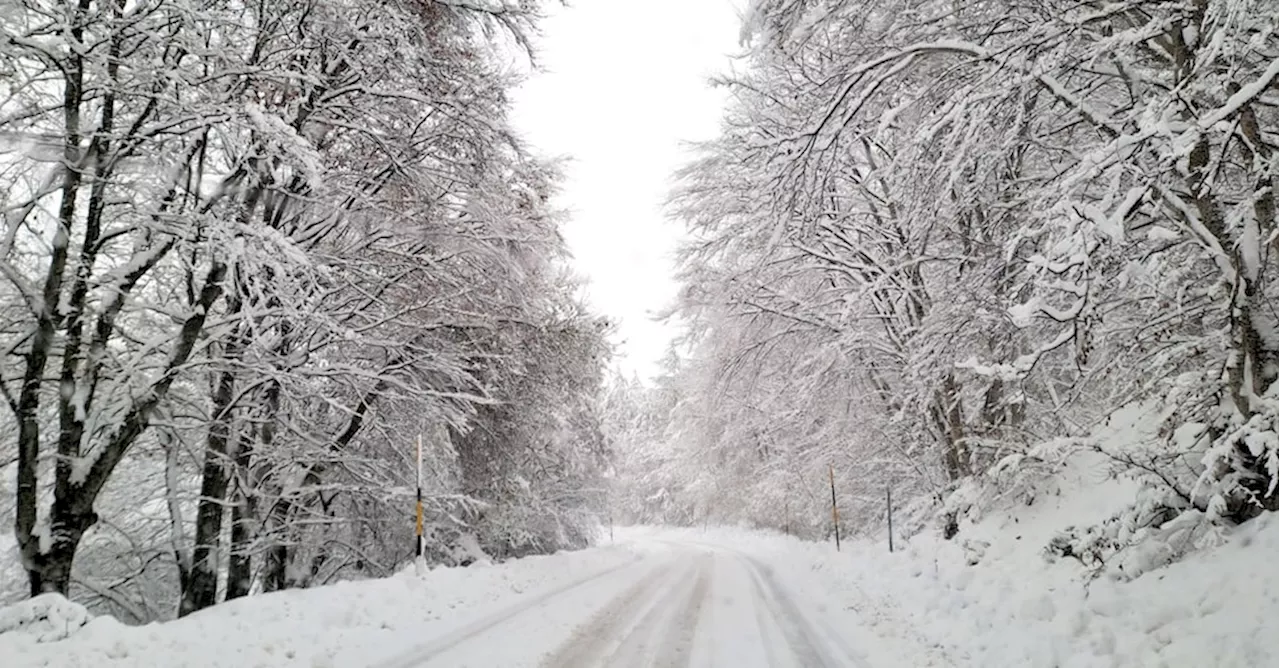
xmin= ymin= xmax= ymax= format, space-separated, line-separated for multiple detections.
xmin=379 ymin=537 xmax=869 ymax=668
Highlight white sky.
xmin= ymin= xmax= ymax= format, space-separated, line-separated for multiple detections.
xmin=509 ymin=0 xmax=745 ymax=382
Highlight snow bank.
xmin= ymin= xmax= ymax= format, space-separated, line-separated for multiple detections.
xmin=0 ymin=594 xmax=91 ymax=644
xmin=0 ymin=544 xmax=639 ymax=668
xmin=622 ymin=453 xmax=1279 ymax=667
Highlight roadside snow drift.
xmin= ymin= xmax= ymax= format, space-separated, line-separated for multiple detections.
xmin=626 ymin=452 xmax=1278 ymax=668
xmin=0 ymin=546 xmax=640 ymax=668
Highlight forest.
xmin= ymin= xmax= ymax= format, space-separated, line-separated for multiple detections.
xmin=1 ymin=0 xmax=1276 ymax=630
xmin=606 ymin=0 xmax=1278 ymax=578
xmin=0 ymin=0 xmax=610 ymax=621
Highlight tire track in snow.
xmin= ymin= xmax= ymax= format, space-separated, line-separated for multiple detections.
xmin=377 ymin=556 xmax=649 ymax=668
xmin=539 ymin=556 xmax=704 ymax=667
xmin=739 ymin=553 xmax=869 ymax=668
xmin=651 ymin=537 xmax=868 ymax=667
xmin=382 ymin=538 xmax=872 ymax=668
xmin=651 ymin=553 xmax=712 ymax=667
xmin=606 ymin=553 xmax=712 ymax=668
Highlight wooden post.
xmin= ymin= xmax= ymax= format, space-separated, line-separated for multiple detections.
xmin=829 ymin=465 xmax=840 ymax=551
xmin=887 ymin=486 xmax=894 ymax=553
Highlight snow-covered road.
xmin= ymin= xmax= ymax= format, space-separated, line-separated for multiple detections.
xmin=380 ymin=537 xmax=868 ymax=668
xmin=10 ymin=513 xmax=1270 ymax=668
xmin=4 ymin=526 xmax=916 ymax=668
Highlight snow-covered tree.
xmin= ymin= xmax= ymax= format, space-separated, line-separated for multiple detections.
xmin=640 ymin=0 xmax=1277 ymax=555
xmin=0 ymin=0 xmax=614 ymax=620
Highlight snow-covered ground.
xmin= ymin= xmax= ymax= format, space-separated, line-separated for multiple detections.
xmin=0 ymin=545 xmax=646 ymax=668
xmin=646 ymin=452 xmax=1278 ymax=667
xmin=1 ymin=534 xmax=886 ymax=668
xmin=833 ymin=490 xmax=1280 ymax=666
xmin=2 ymin=465 xmax=1275 ymax=668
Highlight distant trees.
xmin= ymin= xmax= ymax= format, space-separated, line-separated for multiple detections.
xmin=1 ymin=0 xmax=610 ymax=620
xmin=618 ymin=0 xmax=1277 ymax=545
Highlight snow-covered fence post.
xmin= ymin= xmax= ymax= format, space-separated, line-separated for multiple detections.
xmin=415 ymin=434 xmax=425 ymax=575
xmin=829 ymin=465 xmax=841 ymax=551
xmin=887 ymin=486 xmax=894 ymax=553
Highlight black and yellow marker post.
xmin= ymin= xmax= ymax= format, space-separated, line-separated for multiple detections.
xmin=415 ymin=434 xmax=425 ymax=573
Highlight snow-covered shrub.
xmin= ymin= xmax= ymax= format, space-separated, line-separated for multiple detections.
xmin=0 ymin=594 xmax=91 ymax=643
xmin=1191 ymin=384 xmax=1279 ymax=524
xmin=892 ymin=491 xmax=943 ymax=542
xmin=1044 ymin=487 xmax=1225 ymax=581
xmin=931 ymin=439 xmax=1078 ymax=541
xmin=466 ymin=472 xmax=603 ymax=561
xmin=1034 ymin=384 xmax=1276 ymax=580
xmin=1046 ymin=382 xmax=1278 ymax=575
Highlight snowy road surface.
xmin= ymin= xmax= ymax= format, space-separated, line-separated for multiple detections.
xmin=379 ymin=536 xmax=869 ymax=668
xmin=5 ymin=517 xmax=1272 ymax=668
xmin=0 ymin=527 xmax=929 ymax=668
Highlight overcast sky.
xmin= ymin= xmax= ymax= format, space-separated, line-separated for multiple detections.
xmin=509 ymin=0 xmax=745 ymax=382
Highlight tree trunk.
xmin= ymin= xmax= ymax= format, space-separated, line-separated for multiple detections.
xmin=225 ymin=498 xmax=254 ymax=600
xmin=932 ymin=373 xmax=970 ymax=481
xmin=226 ymin=316 xmax=292 ymax=600
xmin=179 ymin=321 xmax=244 ymax=616
xmin=21 ymin=259 xmax=225 ymax=598
xmin=27 ymin=502 xmax=99 ymax=596
xmin=224 ymin=429 xmax=256 ymax=601
xmin=263 ymin=543 xmax=290 ymax=593
xmin=14 ymin=0 xmax=91 ymax=598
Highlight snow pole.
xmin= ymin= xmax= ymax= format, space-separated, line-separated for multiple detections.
xmin=605 ymin=488 xmax=614 ymax=544
xmin=887 ymin=486 xmax=894 ymax=553
xmin=415 ymin=433 xmax=425 ymax=575
xmin=829 ymin=465 xmax=840 ymax=551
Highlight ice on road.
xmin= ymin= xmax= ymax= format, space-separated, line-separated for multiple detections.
xmin=380 ymin=537 xmax=870 ymax=668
